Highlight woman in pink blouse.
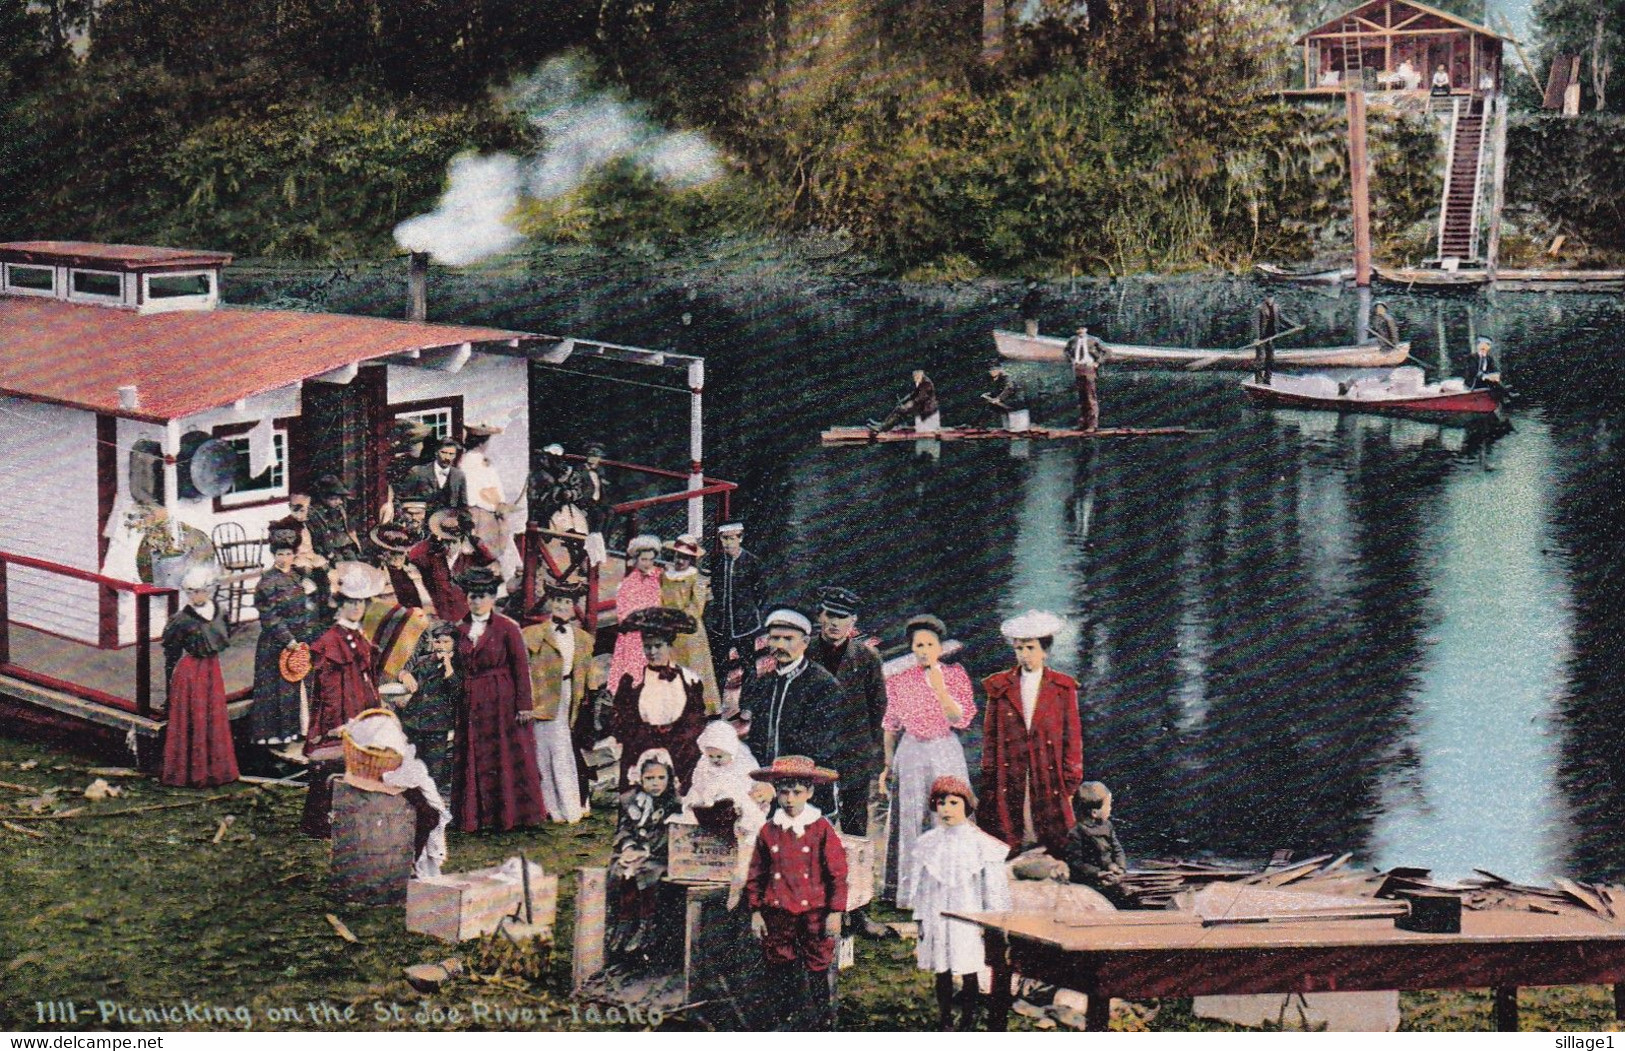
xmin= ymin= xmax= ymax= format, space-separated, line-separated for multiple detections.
xmin=880 ymin=614 xmax=976 ymax=908
xmin=608 ymin=535 xmax=665 ymax=689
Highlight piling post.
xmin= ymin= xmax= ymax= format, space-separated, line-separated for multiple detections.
xmin=1348 ymin=90 xmax=1373 ymax=287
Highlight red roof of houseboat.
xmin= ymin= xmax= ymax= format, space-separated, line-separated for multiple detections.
xmin=0 ymin=296 xmax=532 ymax=422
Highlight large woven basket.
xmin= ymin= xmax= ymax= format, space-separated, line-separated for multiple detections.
xmin=342 ymin=707 xmax=405 ymax=781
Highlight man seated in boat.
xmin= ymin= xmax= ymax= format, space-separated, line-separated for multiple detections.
xmin=979 ymin=365 xmax=1030 ymax=432
xmin=1465 ymin=337 xmax=1501 ymax=390
xmin=1368 ymin=302 xmax=1401 ymax=350
xmin=869 ymin=370 xmax=940 ymax=434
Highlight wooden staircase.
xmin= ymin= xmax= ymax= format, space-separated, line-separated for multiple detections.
xmin=1436 ymin=97 xmax=1488 ymax=263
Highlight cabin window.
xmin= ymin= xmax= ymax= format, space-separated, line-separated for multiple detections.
xmin=217 ymin=429 xmax=289 ymax=507
xmin=69 ymin=269 xmax=124 ymax=300
xmin=4 ymin=263 xmax=56 ymax=294
xmin=147 ymin=272 xmax=214 ymax=299
xmin=397 ymin=406 xmax=455 ymax=441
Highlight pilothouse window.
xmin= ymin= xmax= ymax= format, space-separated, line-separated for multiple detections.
xmin=4 ymin=264 xmax=54 ymax=293
xmin=148 ymin=272 xmax=213 ymax=299
xmin=70 ymin=269 xmax=124 ymax=299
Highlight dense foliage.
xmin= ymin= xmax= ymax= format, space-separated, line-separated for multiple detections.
xmin=0 ymin=0 xmax=1493 ymax=271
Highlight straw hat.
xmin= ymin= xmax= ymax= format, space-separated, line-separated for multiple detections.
xmin=749 ymin=755 xmax=839 ymax=786
xmin=279 ymin=642 xmax=313 ymax=683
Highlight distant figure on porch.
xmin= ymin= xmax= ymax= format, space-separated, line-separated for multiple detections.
xmin=161 ymin=564 xmax=240 ymax=788
xmin=308 ymin=474 xmax=363 ymax=565
xmin=1431 ymin=64 xmax=1452 ymax=95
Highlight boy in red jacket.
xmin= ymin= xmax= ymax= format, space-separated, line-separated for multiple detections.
xmin=745 ymin=755 xmax=849 ymax=1031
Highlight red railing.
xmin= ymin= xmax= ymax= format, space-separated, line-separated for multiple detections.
xmin=0 ymin=551 xmax=176 ymax=719
xmin=518 ymin=457 xmax=738 ymax=631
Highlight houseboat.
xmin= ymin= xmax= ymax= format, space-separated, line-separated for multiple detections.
xmin=0 ymin=241 xmax=731 ymax=764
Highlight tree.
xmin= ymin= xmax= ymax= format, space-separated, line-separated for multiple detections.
xmin=1533 ymin=0 xmax=1625 ymax=111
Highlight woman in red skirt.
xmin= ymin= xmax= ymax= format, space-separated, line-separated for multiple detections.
xmin=160 ymin=563 xmax=239 ymax=787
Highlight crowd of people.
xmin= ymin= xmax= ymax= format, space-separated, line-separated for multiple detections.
xmin=151 ymin=415 xmax=1140 ymax=1033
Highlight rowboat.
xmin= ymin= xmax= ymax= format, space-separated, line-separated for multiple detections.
xmin=993 ymin=329 xmax=1411 ymax=370
xmin=1374 ymin=265 xmax=1492 ymax=288
xmin=1492 ymin=269 xmax=1625 ymax=293
xmin=1255 ymin=262 xmax=1354 ymax=286
xmin=820 ymin=424 xmax=1209 ymax=445
xmin=1242 ymin=367 xmax=1501 ymax=422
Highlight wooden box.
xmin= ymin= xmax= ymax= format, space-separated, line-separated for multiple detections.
xmin=667 ymin=822 xmax=738 ymax=883
xmin=840 ymin=833 xmax=874 ymax=911
xmin=407 ymin=861 xmax=558 ymax=943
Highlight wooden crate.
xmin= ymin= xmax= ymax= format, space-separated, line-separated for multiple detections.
xmin=840 ymin=833 xmax=874 ymax=910
xmin=668 ymin=822 xmax=738 ymax=883
xmin=407 ymin=861 xmax=558 ymax=943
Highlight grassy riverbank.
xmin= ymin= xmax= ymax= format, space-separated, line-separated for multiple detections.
xmin=2 ymin=733 xmax=1623 ymax=1033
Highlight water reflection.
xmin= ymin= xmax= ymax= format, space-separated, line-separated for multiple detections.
xmin=224 ymin=266 xmax=1625 ymax=880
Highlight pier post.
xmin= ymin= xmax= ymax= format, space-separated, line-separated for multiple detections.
xmin=1347 ymin=90 xmax=1373 ymax=287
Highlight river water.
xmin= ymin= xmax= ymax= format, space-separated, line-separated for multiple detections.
xmin=236 ymin=261 xmax=1625 ymax=883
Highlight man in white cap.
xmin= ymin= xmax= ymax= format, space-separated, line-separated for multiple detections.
xmin=741 ymin=610 xmax=847 ymax=816
xmin=979 ymin=610 xmax=1083 ymax=857
xmin=304 ymin=565 xmax=384 ymax=756
xmin=705 ymin=521 xmax=767 ymax=689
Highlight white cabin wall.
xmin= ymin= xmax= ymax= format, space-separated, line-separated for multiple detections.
xmin=386 ymin=354 xmax=531 ymax=518
xmin=0 ymin=396 xmax=101 ymax=642
xmin=106 ymin=385 xmax=302 ymax=644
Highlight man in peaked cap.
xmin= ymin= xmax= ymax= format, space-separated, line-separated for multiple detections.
xmin=807 ymin=586 xmax=889 ymax=938
xmin=807 ymin=586 xmax=886 ymax=835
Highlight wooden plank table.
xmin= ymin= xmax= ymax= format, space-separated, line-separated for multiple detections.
xmin=948 ymin=909 xmax=1625 ymax=1032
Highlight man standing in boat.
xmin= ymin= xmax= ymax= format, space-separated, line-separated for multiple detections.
xmin=869 ymin=370 xmax=940 ymax=434
xmin=980 ymin=365 xmax=1030 ymax=433
xmin=1020 ymin=282 xmax=1043 ymax=338
xmin=1255 ymin=296 xmax=1284 ymax=385
xmin=1066 ymin=327 xmax=1107 ymax=432
xmin=1369 ymin=302 xmax=1401 ymax=350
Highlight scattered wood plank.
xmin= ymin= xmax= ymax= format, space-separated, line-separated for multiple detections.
xmin=87 ymin=767 xmax=142 ymax=778
xmin=1554 ymin=878 xmax=1607 ymax=915
xmin=212 ymin=816 xmax=235 ymax=844
xmin=2 ymin=819 xmax=46 ymax=839
xmin=0 ymin=779 xmax=42 ymax=793
xmin=325 ymin=914 xmax=359 ymax=943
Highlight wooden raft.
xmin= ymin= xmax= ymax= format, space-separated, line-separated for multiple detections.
xmin=820 ymin=424 xmax=1210 ymax=446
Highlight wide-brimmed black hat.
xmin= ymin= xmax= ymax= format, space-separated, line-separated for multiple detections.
xmin=620 ymin=606 xmax=697 ymax=641
xmin=313 ymin=474 xmax=351 ymax=497
xmin=454 ymin=564 xmax=503 ymax=596
xmin=370 ymin=523 xmax=415 ymax=553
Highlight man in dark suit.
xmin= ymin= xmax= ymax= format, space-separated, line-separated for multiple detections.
xmin=705 ymin=521 xmax=767 ymax=689
xmin=407 ymin=437 xmax=468 ymax=512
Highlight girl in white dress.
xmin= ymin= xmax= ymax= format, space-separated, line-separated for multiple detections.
xmin=909 ymin=775 xmax=1012 ymax=1031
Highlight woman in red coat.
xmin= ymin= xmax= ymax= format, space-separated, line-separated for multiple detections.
xmin=979 ymin=610 xmax=1082 ymax=857
xmin=455 ymin=565 xmax=547 ymax=832
xmin=303 ymin=566 xmax=384 ymax=755
xmin=160 ymin=564 xmax=239 ymax=787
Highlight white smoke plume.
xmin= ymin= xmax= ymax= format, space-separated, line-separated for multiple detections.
xmin=394 ymin=54 xmax=725 ymax=265
xmin=394 ymin=153 xmax=525 ymax=267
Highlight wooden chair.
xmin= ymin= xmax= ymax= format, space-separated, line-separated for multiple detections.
xmin=211 ymin=522 xmax=266 ymax=625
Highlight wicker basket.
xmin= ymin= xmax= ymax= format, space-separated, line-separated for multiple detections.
xmin=342 ymin=708 xmax=405 ymax=781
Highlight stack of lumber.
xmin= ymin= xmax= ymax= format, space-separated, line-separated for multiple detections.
xmin=1118 ymin=853 xmax=1625 ymax=921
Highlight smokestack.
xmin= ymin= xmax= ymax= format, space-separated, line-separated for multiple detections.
xmin=408 ymin=252 xmax=429 ymax=322
xmin=117 ymin=385 xmax=140 ymax=410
